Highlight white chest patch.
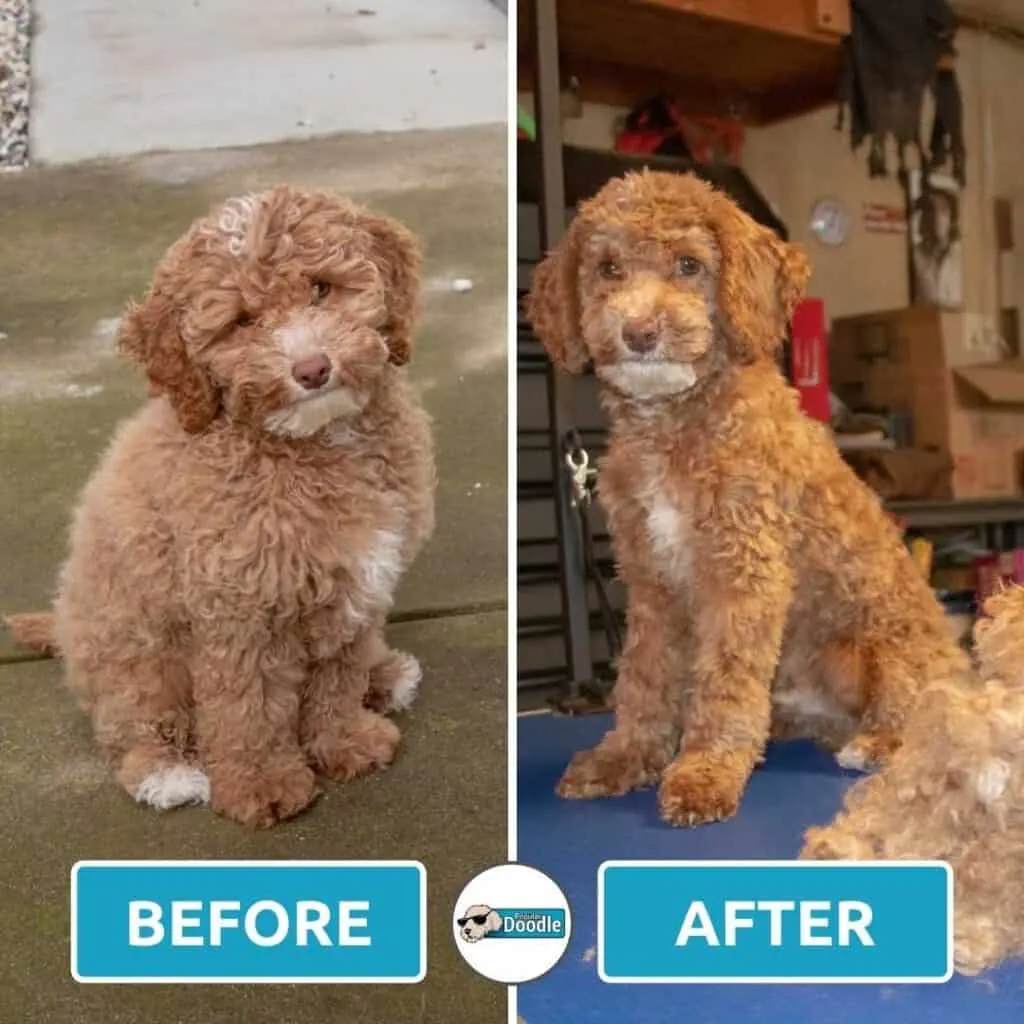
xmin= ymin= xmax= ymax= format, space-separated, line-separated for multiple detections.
xmin=345 ymin=526 xmax=406 ymax=628
xmin=644 ymin=492 xmax=694 ymax=588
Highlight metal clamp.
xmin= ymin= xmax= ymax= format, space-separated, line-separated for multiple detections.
xmin=564 ymin=446 xmax=597 ymax=507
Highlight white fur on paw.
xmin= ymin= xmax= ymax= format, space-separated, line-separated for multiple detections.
xmin=835 ymin=744 xmax=872 ymax=772
xmin=386 ymin=654 xmax=422 ymax=712
xmin=974 ymin=758 xmax=1011 ymax=806
xmin=134 ymin=765 xmax=210 ymax=811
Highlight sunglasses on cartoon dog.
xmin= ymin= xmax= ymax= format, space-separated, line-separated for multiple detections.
xmin=458 ymin=913 xmax=491 ymax=927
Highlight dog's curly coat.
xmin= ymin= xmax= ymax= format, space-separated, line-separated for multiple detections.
xmin=803 ymin=587 xmax=1024 ymax=975
xmin=527 ymin=171 xmax=965 ymax=826
xmin=8 ymin=187 xmax=435 ymax=827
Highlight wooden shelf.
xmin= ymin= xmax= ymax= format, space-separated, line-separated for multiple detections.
xmin=518 ymin=0 xmax=848 ymax=124
xmin=886 ymin=498 xmax=1024 ymax=530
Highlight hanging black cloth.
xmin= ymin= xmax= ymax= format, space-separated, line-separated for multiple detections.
xmin=838 ymin=0 xmax=965 ymax=186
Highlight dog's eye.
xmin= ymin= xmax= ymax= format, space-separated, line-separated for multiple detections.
xmin=236 ymin=313 xmax=254 ymax=327
xmin=598 ymin=260 xmax=624 ymax=281
xmin=676 ymin=255 xmax=703 ymax=277
xmin=311 ymin=281 xmax=332 ymax=305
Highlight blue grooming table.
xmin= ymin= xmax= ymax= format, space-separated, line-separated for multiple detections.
xmin=517 ymin=712 xmax=1024 ymax=1023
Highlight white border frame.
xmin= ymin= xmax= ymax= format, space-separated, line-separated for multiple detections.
xmin=504 ymin=0 xmax=519 ymax=874
xmin=597 ymin=859 xmax=954 ymax=985
xmin=70 ymin=859 xmax=427 ymax=985
xmin=505 ymin=1 xmax=520 ymax=1021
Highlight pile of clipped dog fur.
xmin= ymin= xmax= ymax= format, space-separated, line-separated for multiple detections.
xmin=803 ymin=586 xmax=1024 ymax=975
xmin=0 ymin=0 xmax=30 ymax=170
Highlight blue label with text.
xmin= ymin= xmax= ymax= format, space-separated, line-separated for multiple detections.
xmin=599 ymin=861 xmax=952 ymax=983
xmin=488 ymin=908 xmax=566 ymax=939
xmin=72 ymin=860 xmax=426 ymax=983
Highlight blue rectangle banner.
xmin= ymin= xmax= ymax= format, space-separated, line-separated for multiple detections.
xmin=71 ymin=860 xmax=426 ymax=983
xmin=487 ymin=908 xmax=567 ymax=939
xmin=599 ymin=860 xmax=952 ymax=984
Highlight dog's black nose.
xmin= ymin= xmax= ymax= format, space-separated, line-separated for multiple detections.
xmin=292 ymin=353 xmax=332 ymax=390
xmin=622 ymin=323 xmax=659 ymax=354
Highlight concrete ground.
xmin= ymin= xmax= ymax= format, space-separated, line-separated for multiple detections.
xmin=31 ymin=0 xmax=506 ymax=163
xmin=0 ymin=125 xmax=507 ymax=1023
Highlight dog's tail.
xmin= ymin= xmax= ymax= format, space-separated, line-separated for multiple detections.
xmin=4 ymin=612 xmax=59 ymax=657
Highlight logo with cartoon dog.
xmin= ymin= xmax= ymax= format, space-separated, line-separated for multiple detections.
xmin=452 ymin=864 xmax=572 ymax=983
xmin=457 ymin=904 xmax=503 ymax=943
xmin=456 ymin=903 xmax=566 ymax=943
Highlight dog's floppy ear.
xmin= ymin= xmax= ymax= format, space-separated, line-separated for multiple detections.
xmin=485 ymin=909 xmax=502 ymax=933
xmin=712 ymin=197 xmax=810 ymax=364
xmin=363 ymin=212 xmax=422 ymax=367
xmin=118 ymin=285 xmax=219 ymax=434
xmin=526 ymin=218 xmax=589 ymax=374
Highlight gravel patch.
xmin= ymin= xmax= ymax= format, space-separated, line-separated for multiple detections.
xmin=0 ymin=0 xmax=31 ymax=170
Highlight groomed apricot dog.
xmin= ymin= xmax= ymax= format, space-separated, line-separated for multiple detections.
xmin=6 ymin=187 xmax=435 ymax=827
xmin=527 ymin=171 xmax=965 ymax=826
xmin=803 ymin=587 xmax=1024 ymax=975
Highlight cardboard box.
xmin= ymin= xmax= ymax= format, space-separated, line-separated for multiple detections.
xmin=844 ymin=448 xmax=953 ymax=500
xmin=830 ymin=308 xmax=1024 ymax=498
xmin=974 ymin=550 xmax=1024 ymax=600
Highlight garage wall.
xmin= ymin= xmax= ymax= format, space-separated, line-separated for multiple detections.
xmin=744 ymin=29 xmax=1024 ymax=329
xmin=519 ymin=27 xmax=1024 ymax=329
xmin=31 ymin=0 xmax=506 ymax=164
xmin=952 ymin=0 xmax=1024 ymax=32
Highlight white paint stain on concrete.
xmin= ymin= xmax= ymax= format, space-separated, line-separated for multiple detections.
xmin=62 ymin=383 xmax=104 ymax=399
xmin=0 ymin=317 xmax=121 ymax=400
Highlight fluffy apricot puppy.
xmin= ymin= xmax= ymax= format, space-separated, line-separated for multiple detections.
xmin=803 ymin=587 xmax=1024 ymax=975
xmin=527 ymin=171 xmax=965 ymax=826
xmin=8 ymin=188 xmax=435 ymax=827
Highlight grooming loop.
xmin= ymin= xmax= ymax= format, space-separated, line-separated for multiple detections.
xmin=564 ymin=442 xmax=597 ymax=507
xmin=561 ymin=429 xmax=623 ymax=670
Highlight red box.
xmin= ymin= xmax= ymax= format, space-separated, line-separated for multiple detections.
xmin=791 ymin=298 xmax=830 ymax=423
xmin=973 ymin=550 xmax=1024 ymax=600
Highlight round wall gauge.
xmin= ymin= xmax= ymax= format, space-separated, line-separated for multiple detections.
xmin=809 ymin=197 xmax=850 ymax=247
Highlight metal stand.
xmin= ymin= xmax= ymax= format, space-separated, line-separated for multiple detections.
xmin=531 ymin=0 xmax=595 ymax=697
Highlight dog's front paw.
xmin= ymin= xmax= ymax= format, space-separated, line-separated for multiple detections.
xmin=835 ymin=732 xmax=899 ymax=773
xmin=210 ymin=756 xmax=320 ymax=828
xmin=364 ymin=652 xmax=421 ymax=714
xmin=556 ymin=743 xmax=662 ymax=800
xmin=657 ymin=750 xmax=752 ymax=827
xmin=308 ymin=710 xmax=401 ymax=781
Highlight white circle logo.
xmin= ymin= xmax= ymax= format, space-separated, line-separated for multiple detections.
xmin=452 ymin=863 xmax=571 ymax=983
